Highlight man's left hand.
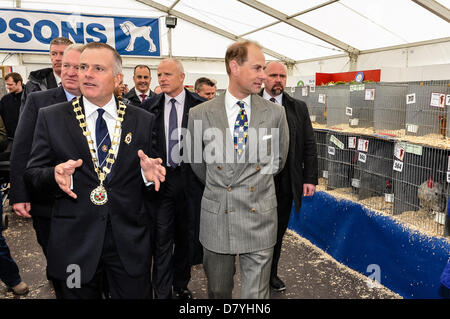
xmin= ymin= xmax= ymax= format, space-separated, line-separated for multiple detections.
xmin=138 ymin=150 xmax=166 ymax=191
xmin=303 ymin=183 xmax=316 ymax=197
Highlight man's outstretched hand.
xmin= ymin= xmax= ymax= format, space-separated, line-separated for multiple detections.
xmin=138 ymin=150 xmax=166 ymax=191
xmin=54 ymin=159 xmax=83 ymax=199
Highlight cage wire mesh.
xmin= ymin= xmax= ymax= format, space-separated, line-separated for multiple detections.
xmin=353 ymin=135 xmax=395 ymax=214
xmin=308 ymin=86 xmax=327 ymax=125
xmin=392 ymin=143 xmax=449 ymax=237
xmin=326 ymin=85 xmax=350 ymax=129
xmin=291 ymin=85 xmax=311 ymax=108
xmin=373 ymin=83 xmax=408 ymax=137
xmin=405 ymin=80 xmax=450 ymax=137
xmin=349 ymin=83 xmax=375 ymax=129
xmin=326 ymin=131 xmax=357 ymax=193
xmin=314 ymin=129 xmax=329 ymax=187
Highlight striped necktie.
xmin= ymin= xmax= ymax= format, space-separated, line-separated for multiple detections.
xmin=234 ymin=101 xmax=248 ymax=158
xmin=96 ymin=108 xmax=111 ymax=169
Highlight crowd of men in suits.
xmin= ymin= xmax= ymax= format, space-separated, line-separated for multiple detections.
xmin=0 ymin=36 xmax=317 ymax=299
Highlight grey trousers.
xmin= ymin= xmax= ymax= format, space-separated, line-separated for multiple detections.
xmin=203 ymin=247 xmax=274 ymax=299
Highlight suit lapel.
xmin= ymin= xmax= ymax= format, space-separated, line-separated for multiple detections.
xmin=108 ymin=103 xmax=136 ymax=182
xmin=64 ymin=98 xmax=97 ymax=180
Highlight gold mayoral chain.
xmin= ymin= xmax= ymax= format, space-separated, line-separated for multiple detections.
xmin=72 ymin=97 xmax=127 ymax=205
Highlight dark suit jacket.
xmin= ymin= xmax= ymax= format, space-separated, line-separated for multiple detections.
xmin=24 ymin=98 xmax=155 ymax=284
xmin=260 ymin=90 xmax=318 ymax=212
xmin=0 ymin=90 xmax=22 ymax=139
xmin=20 ymin=68 xmax=58 ymax=112
xmin=125 ymin=87 xmax=156 ymax=107
xmin=141 ymin=88 xmax=206 ymax=265
xmin=9 ymin=86 xmax=68 ymax=218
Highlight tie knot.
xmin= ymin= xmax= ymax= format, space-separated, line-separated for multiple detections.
xmin=170 ymin=98 xmax=177 ymax=107
xmin=236 ymin=101 xmax=245 ymax=109
xmin=140 ymin=94 xmax=147 ymax=100
xmin=270 ymin=97 xmax=276 ymax=103
xmin=97 ymin=108 xmax=105 ymax=117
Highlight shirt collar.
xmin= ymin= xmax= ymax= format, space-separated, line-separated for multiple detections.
xmin=165 ymin=89 xmax=186 ymax=106
xmin=83 ymin=95 xmax=117 ymax=119
xmin=63 ymin=89 xmax=78 ymax=102
xmin=137 ymin=89 xmax=150 ymax=97
xmin=54 ymin=73 xmax=61 ymax=86
xmin=263 ymin=89 xmax=282 ymax=104
xmin=225 ymin=90 xmax=251 ymax=110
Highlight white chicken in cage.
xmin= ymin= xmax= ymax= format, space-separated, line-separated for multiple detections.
xmin=417 ymin=175 xmax=447 ymax=217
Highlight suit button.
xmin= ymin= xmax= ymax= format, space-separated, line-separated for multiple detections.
xmin=255 ymin=165 xmax=260 ymax=171
xmin=249 ymin=186 xmax=255 ymax=192
xmin=250 ymin=208 xmax=256 ymax=213
xmin=227 ymin=186 xmax=232 ymax=192
xmin=217 ymin=165 xmax=222 ymax=170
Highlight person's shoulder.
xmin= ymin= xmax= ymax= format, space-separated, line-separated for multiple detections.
xmin=185 ymin=89 xmax=207 ymax=105
xmin=126 ymin=103 xmax=155 ymax=120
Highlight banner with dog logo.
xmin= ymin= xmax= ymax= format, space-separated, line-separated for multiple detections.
xmin=0 ymin=8 xmax=160 ymax=57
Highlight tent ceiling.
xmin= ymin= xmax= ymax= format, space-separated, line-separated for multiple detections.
xmin=1 ymin=0 xmax=449 ymax=62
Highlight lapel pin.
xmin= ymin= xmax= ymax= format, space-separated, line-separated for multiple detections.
xmin=124 ymin=132 xmax=132 ymax=145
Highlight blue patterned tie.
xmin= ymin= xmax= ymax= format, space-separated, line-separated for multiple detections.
xmin=96 ymin=108 xmax=111 ymax=169
xmin=168 ymin=98 xmax=179 ymax=167
xmin=234 ymin=101 xmax=248 ymax=158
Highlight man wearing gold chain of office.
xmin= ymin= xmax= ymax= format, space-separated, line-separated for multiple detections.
xmin=24 ymin=42 xmax=166 ymax=299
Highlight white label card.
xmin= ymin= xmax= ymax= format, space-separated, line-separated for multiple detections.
xmin=385 ymin=193 xmax=394 ymax=203
xmin=406 ymin=93 xmax=416 ymax=104
xmin=365 ymin=89 xmax=375 ymax=101
xmin=348 ymin=137 xmax=356 ymax=149
xmin=318 ymin=94 xmax=326 ymax=104
xmin=323 ymin=170 xmax=328 ymax=179
xmin=358 ymin=152 xmax=367 ymax=163
xmin=430 ymin=92 xmax=445 ymax=108
xmin=351 ymin=178 xmax=360 ymax=188
xmin=346 ymin=107 xmax=353 ymax=116
xmin=393 ymin=160 xmax=403 ymax=172
xmin=358 ymin=139 xmax=369 ymax=152
xmin=328 ymin=146 xmax=335 ymax=156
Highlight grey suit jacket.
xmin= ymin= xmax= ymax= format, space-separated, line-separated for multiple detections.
xmin=187 ymin=93 xmax=289 ymax=254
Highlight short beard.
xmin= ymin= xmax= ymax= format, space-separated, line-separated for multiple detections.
xmin=270 ymin=86 xmax=284 ymax=96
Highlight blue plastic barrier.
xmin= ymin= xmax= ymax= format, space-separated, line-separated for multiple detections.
xmin=288 ymin=191 xmax=450 ymax=299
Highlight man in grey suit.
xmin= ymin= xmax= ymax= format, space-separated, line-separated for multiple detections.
xmin=187 ymin=40 xmax=289 ymax=299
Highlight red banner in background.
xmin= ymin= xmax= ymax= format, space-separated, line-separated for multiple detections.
xmin=315 ymin=69 xmax=381 ymax=86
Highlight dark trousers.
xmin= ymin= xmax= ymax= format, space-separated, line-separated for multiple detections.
xmin=31 ymin=215 xmax=51 ymax=257
xmin=53 ymin=220 xmax=151 ymax=299
xmin=271 ymin=191 xmax=293 ymax=278
xmin=152 ymin=167 xmax=191 ymax=299
xmin=0 ymin=205 xmax=22 ymax=287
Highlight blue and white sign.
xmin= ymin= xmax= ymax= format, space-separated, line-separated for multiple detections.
xmin=0 ymin=8 xmax=160 ymax=57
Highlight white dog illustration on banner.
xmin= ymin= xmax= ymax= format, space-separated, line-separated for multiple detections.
xmin=119 ymin=21 xmax=157 ymax=52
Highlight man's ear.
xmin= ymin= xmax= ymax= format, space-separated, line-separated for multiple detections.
xmin=229 ymin=60 xmax=240 ymax=77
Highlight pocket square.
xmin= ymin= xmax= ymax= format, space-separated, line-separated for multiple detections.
xmin=262 ymin=135 xmax=272 ymax=140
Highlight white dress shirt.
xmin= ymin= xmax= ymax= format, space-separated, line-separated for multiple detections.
xmin=54 ymin=73 xmax=61 ymax=87
xmin=138 ymin=89 xmax=151 ymax=102
xmin=262 ymin=89 xmax=282 ymax=105
xmin=224 ymin=90 xmax=251 ymax=138
xmin=164 ymin=90 xmax=185 ymax=165
xmin=83 ymin=95 xmax=119 ymax=155
xmin=77 ymin=95 xmax=152 ymax=186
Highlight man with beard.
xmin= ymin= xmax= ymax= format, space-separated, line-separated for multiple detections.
xmin=260 ymin=61 xmax=317 ymax=292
